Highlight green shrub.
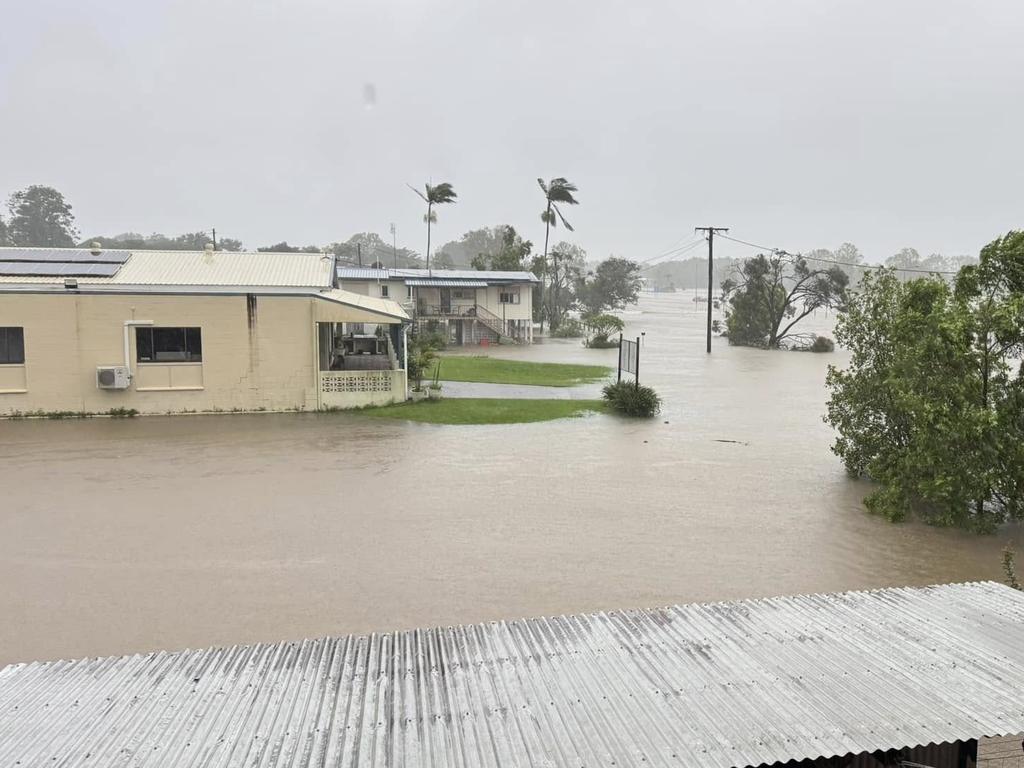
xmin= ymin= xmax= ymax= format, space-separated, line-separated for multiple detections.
xmin=586 ymin=335 xmax=620 ymax=348
xmin=550 ymin=319 xmax=584 ymax=338
xmin=602 ymin=380 xmax=661 ymax=417
xmin=810 ymin=335 xmax=835 ymax=352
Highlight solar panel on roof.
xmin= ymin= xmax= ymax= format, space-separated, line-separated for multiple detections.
xmin=0 ymin=248 xmax=129 ymax=264
xmin=0 ymin=261 xmax=122 ymax=277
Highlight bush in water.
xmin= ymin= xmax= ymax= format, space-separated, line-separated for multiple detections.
xmin=602 ymin=380 xmax=661 ymax=417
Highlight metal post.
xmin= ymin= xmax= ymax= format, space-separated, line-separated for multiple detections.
xmin=635 ymin=336 xmax=640 ymax=389
xmin=617 ymin=333 xmax=623 ymax=383
xmin=211 ymin=228 xmax=217 ymax=251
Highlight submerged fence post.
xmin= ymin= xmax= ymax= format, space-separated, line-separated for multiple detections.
xmin=617 ymin=333 xmax=623 ymax=383
xmin=635 ymin=336 xmax=640 ymax=388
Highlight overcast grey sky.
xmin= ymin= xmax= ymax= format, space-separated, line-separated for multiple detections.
xmin=1 ymin=0 xmax=1021 ymax=263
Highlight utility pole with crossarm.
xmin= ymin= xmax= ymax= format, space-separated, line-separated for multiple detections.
xmin=694 ymin=226 xmax=729 ymax=353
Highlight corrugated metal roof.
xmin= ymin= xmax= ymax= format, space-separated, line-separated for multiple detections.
xmin=0 ymin=248 xmax=334 ymax=289
xmin=336 ymin=267 xmax=392 ymax=280
xmin=337 ymin=267 xmax=539 ymax=284
xmin=404 ymin=278 xmax=488 ymax=287
xmin=1 ymin=582 xmax=1023 ymax=767
xmin=317 ymin=289 xmax=410 ymax=321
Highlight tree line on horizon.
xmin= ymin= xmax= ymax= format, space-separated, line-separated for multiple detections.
xmin=0 ymin=182 xmax=643 ymax=327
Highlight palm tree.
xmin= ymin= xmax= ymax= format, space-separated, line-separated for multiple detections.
xmin=408 ymin=182 xmax=457 ymax=272
xmin=538 ymin=177 xmax=579 ymax=330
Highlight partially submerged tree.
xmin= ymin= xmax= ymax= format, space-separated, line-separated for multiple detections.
xmin=541 ymin=242 xmax=586 ymax=331
xmin=721 ymin=251 xmax=848 ymax=349
xmin=578 ymin=257 xmax=642 ymax=316
xmin=825 ymin=233 xmax=1024 ymax=531
xmin=6 ymin=185 xmax=78 ymax=247
xmin=409 ymin=182 xmax=457 ymax=271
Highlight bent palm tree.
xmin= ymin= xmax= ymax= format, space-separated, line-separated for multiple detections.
xmin=408 ymin=182 xmax=457 ymax=271
xmin=538 ymin=177 xmax=580 ymax=330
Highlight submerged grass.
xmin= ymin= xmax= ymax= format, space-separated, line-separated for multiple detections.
xmin=435 ymin=356 xmax=612 ymax=387
xmin=362 ymin=398 xmax=606 ymax=425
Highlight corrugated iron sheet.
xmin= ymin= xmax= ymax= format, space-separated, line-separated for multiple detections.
xmin=336 ymin=267 xmax=392 ymax=280
xmin=0 ymin=248 xmax=334 ymax=288
xmin=317 ymin=289 xmax=410 ymax=320
xmin=1 ymin=582 xmax=1023 ymax=768
xmin=404 ymin=278 xmax=488 ymax=287
xmin=338 ymin=267 xmax=539 ymax=284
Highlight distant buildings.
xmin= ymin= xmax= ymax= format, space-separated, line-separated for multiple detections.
xmin=337 ymin=267 xmax=538 ymax=345
xmin=0 ymin=246 xmax=410 ymax=416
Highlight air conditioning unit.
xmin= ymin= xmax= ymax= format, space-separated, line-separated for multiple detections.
xmin=96 ymin=366 xmax=131 ymax=390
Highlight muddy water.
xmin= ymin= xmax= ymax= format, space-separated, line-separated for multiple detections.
xmin=0 ymin=292 xmax=1016 ymax=665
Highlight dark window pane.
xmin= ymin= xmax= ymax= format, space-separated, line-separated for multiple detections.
xmin=136 ymin=327 xmax=202 ymax=362
xmin=136 ymin=328 xmax=153 ymax=362
xmin=153 ymin=327 xmax=186 ymax=361
xmin=185 ymin=328 xmax=202 ymax=361
xmin=0 ymin=327 xmax=25 ymax=364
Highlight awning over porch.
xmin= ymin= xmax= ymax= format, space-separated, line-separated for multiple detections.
xmin=312 ymin=288 xmax=409 ymax=323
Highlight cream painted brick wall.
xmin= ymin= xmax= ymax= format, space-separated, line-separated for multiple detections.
xmin=0 ymin=293 xmax=321 ymax=415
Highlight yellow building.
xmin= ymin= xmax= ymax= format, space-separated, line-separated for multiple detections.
xmin=0 ymin=246 xmax=410 ymax=416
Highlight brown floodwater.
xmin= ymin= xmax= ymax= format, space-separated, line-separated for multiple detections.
xmin=0 ymin=291 xmax=1017 ymax=666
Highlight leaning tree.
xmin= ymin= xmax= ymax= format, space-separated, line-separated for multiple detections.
xmin=408 ymin=182 xmax=457 ymax=271
xmin=721 ymin=251 xmax=848 ymax=349
xmin=537 ymin=178 xmax=579 ymax=329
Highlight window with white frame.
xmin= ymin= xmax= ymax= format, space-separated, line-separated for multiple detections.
xmin=380 ymin=284 xmax=390 ymax=298
xmin=498 ymin=288 xmax=520 ymax=304
xmin=136 ymin=327 xmax=203 ymax=363
xmin=0 ymin=327 xmax=25 ymax=364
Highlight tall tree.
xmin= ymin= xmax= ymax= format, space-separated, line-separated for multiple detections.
xmin=537 ymin=178 xmax=580 ymax=329
xmin=6 ymin=185 xmax=78 ymax=247
xmin=331 ymin=233 xmax=420 ymax=268
xmin=543 ymin=242 xmax=586 ymax=330
xmin=470 ymin=225 xmax=532 ymax=271
xmin=0 ymin=215 xmax=9 ymax=246
xmin=578 ymin=257 xmax=642 ymax=316
xmin=409 ymin=182 xmax=457 ymax=271
xmin=721 ymin=251 xmax=848 ymax=348
xmin=825 ymin=237 xmax=1024 ymax=531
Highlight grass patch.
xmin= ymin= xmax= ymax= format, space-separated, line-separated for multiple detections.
xmin=435 ymin=356 xmax=611 ymax=387
xmin=362 ymin=398 xmax=605 ymax=425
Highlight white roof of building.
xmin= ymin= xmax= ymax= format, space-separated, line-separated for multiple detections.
xmin=1 ymin=582 xmax=1023 ymax=768
xmin=337 ymin=266 xmax=539 ymax=284
xmin=317 ymin=289 xmax=409 ymax=321
xmin=0 ymin=247 xmax=335 ymax=290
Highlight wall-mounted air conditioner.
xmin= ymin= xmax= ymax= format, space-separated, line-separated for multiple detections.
xmin=96 ymin=366 xmax=131 ymax=390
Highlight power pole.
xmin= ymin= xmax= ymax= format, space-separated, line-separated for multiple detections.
xmin=211 ymin=228 xmax=217 ymax=251
xmin=357 ymin=242 xmax=362 ymax=267
xmin=389 ymin=223 xmax=398 ymax=268
xmin=694 ymin=226 xmax=729 ymax=353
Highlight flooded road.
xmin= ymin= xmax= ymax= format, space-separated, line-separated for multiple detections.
xmin=0 ymin=291 xmax=1017 ymax=665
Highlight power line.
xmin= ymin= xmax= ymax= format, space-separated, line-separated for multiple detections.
xmin=638 ymin=238 xmax=706 ymax=269
xmin=715 ymin=233 xmax=959 ymax=275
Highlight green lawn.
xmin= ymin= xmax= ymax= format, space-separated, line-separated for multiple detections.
xmin=362 ymin=398 xmax=606 ymax=425
xmin=433 ymin=356 xmax=612 ymax=387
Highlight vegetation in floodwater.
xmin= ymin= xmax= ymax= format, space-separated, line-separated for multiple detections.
xmin=361 ymin=397 xmax=605 ymax=425
xmin=602 ymin=381 xmax=662 ymax=418
xmin=435 ymin=356 xmax=611 ymax=387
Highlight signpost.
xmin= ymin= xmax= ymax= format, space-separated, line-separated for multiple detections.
xmin=617 ymin=334 xmax=641 ymax=387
